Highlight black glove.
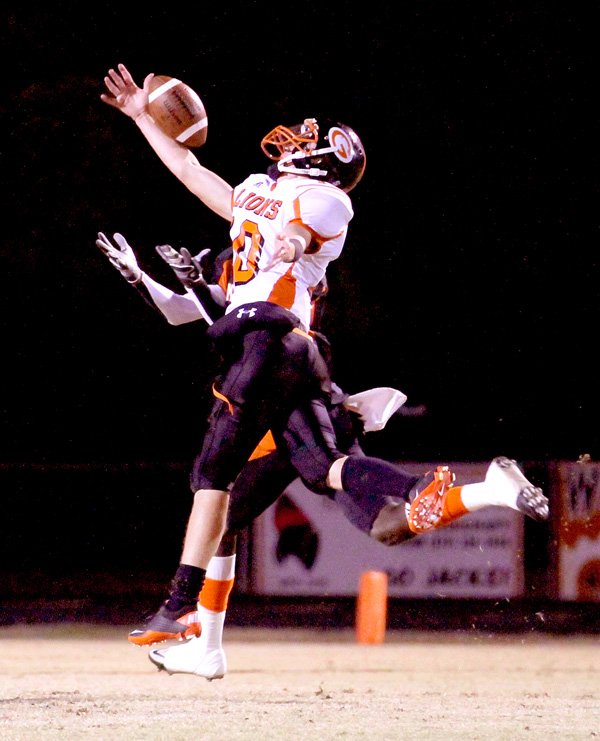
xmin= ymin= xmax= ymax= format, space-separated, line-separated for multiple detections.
xmin=155 ymin=244 xmax=211 ymax=289
xmin=96 ymin=232 xmax=142 ymax=284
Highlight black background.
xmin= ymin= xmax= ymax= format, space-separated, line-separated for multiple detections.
xmin=2 ymin=3 xmax=596 ymax=470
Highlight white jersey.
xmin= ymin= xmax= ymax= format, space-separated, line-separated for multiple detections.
xmin=224 ymin=173 xmax=353 ymax=330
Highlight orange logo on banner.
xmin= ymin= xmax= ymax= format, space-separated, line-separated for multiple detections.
xmin=577 ymin=559 xmax=600 ymax=601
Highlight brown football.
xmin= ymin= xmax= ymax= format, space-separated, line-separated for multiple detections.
xmin=147 ymin=75 xmax=208 ymax=148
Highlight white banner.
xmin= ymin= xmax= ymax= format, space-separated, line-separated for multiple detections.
xmin=251 ymin=462 xmax=524 ymax=598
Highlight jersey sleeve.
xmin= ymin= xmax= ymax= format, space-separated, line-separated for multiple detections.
xmin=292 ymin=184 xmax=354 ymax=242
xmin=140 ymin=273 xmax=205 ymax=326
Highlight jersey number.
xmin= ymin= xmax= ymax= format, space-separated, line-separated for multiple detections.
xmin=231 ymin=220 xmax=263 ymax=286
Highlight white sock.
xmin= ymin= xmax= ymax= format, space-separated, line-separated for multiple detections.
xmin=459 ymin=481 xmax=499 ymax=511
xmin=206 ymin=554 xmax=236 ymax=581
xmin=460 ymin=481 xmax=519 ymax=511
xmin=196 ymin=554 xmax=236 ymax=652
xmin=197 ymin=606 xmax=226 ymax=652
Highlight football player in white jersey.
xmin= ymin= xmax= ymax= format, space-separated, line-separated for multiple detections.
xmin=95 ymin=233 xmax=410 ymax=662
xmin=100 ymin=64 xmax=549 ymax=679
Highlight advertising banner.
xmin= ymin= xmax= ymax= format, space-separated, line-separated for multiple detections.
xmin=556 ymin=459 xmax=600 ymax=601
xmin=251 ymin=462 xmax=524 ymax=598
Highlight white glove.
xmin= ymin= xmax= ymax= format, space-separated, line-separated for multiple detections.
xmin=343 ymin=387 xmax=408 ymax=432
xmin=155 ymin=244 xmax=211 ymax=289
xmin=96 ymin=232 xmax=142 ymax=284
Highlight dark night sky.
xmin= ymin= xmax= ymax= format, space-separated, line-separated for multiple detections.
xmin=2 ymin=3 xmax=597 ymax=466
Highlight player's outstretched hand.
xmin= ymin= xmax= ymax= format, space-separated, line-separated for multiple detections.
xmin=96 ymin=232 xmax=142 ymax=284
xmin=155 ymin=244 xmax=211 ymax=289
xmin=101 ymin=63 xmax=154 ymax=121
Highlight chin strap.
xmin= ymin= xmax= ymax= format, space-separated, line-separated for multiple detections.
xmin=277 ymin=162 xmax=328 ymax=178
xmin=277 ymin=144 xmax=338 ymax=179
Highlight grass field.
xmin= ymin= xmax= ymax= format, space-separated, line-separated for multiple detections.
xmin=0 ymin=624 xmax=598 ymax=740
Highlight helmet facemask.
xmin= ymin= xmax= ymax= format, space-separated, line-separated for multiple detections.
xmin=261 ymin=118 xmax=320 ymax=161
xmin=261 ymin=118 xmax=365 ymax=192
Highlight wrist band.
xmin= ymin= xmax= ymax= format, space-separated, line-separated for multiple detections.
xmin=286 ymin=237 xmax=305 ymax=262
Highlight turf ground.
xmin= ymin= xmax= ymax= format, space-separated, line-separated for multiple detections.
xmin=0 ymin=625 xmax=598 ymax=740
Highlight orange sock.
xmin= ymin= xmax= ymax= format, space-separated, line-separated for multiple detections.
xmin=441 ymin=485 xmax=468 ymax=524
xmin=198 ymin=576 xmax=235 ymax=612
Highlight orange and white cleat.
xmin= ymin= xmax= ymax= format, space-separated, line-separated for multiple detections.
xmin=407 ymin=466 xmax=456 ymax=534
xmin=128 ymin=604 xmax=201 ymax=646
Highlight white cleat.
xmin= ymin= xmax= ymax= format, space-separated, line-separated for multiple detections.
xmin=149 ymin=637 xmax=226 ymax=681
xmin=486 ymin=456 xmax=549 ymax=521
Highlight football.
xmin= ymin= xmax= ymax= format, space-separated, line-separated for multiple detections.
xmin=147 ymin=75 xmax=208 ymax=148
